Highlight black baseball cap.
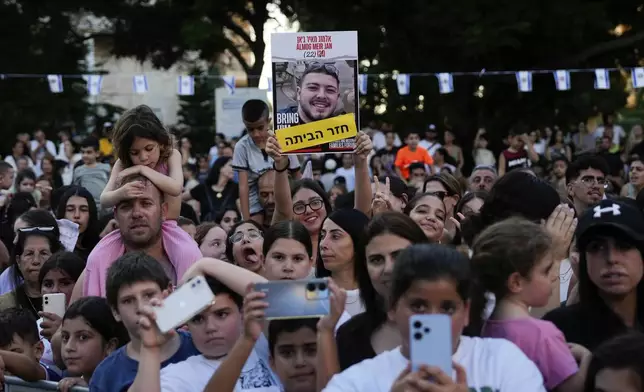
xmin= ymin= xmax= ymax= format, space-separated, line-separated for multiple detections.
xmin=576 ymin=199 xmax=644 ymax=247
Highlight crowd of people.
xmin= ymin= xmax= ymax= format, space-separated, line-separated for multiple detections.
xmin=0 ymin=96 xmax=642 ymax=392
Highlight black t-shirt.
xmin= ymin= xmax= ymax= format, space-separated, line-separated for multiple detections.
xmin=189 ymin=182 xmax=239 ymax=221
xmin=543 ymin=301 xmax=644 ymax=351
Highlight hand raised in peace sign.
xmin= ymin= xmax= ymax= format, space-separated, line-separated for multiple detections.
xmin=371 ymin=176 xmax=393 ymax=216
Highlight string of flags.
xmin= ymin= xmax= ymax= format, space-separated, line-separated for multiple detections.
xmin=6 ymin=67 xmax=644 ymax=96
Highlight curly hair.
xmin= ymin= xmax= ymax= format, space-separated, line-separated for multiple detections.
xmin=110 ymin=105 xmax=172 ymax=167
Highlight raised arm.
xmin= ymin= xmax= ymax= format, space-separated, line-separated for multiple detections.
xmin=180 ymin=257 xmax=268 ymax=295
xmin=266 ymin=131 xmax=294 ymax=225
xmin=139 ymin=149 xmax=184 ymax=196
xmin=100 ymin=159 xmax=127 ymax=208
xmin=353 ymin=131 xmax=374 ymax=215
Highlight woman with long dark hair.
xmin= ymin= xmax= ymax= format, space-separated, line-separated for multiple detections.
xmin=182 ymin=156 xmax=238 ymax=222
xmin=56 ymin=186 xmax=100 ymax=261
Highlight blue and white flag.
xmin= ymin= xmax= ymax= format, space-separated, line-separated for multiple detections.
xmin=133 ymin=75 xmax=148 ymax=94
xmin=358 ymin=74 xmax=368 ymax=95
xmin=222 ymin=75 xmax=236 ymax=94
xmin=516 ymin=71 xmax=532 ymax=92
xmin=264 ymin=77 xmax=272 ymax=92
xmin=594 ymin=69 xmax=610 ymax=90
xmin=553 ymin=70 xmax=571 ymax=91
xmin=83 ymin=75 xmax=103 ymax=96
xmin=47 ymin=75 xmax=63 ymax=93
xmin=396 ymin=74 xmax=410 ymax=95
xmin=437 ymin=73 xmax=453 ymax=94
xmin=177 ymin=75 xmax=195 ymax=96
xmin=632 ymin=67 xmax=644 ymax=88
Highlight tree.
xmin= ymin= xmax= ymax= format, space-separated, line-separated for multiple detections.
xmin=0 ymin=1 xmax=90 ymax=151
xmin=177 ymin=66 xmax=222 ymax=152
xmin=279 ymin=0 xmax=644 ymax=140
xmin=88 ymin=0 xmax=270 ymax=86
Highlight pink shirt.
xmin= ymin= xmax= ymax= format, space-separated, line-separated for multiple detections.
xmin=482 ymin=317 xmax=578 ymax=390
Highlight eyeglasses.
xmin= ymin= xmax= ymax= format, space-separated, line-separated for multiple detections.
xmin=578 ymin=176 xmax=608 ymax=189
xmin=305 ymin=62 xmax=340 ymax=79
xmin=293 ymin=199 xmax=324 ymax=215
xmin=229 ymin=229 xmax=263 ymax=244
xmin=18 ymin=227 xmax=55 ymax=233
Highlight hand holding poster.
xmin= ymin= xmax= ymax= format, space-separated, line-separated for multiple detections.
xmin=271 ymin=31 xmax=359 ymax=154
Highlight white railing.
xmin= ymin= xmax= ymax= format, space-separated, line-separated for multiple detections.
xmin=4 ymin=376 xmax=89 ymax=392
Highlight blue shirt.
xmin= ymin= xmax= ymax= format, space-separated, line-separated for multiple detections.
xmin=89 ymin=331 xmax=199 ymax=392
xmin=41 ymin=362 xmax=62 ymax=382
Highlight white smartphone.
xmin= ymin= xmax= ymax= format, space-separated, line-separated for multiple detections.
xmin=409 ymin=314 xmax=453 ymax=376
xmin=154 ymin=275 xmax=215 ymax=334
xmin=43 ymin=293 xmax=66 ymax=318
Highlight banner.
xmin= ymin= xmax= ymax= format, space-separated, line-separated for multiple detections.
xmin=271 ymin=30 xmax=359 ymax=154
xmin=277 ymin=113 xmax=358 ymax=153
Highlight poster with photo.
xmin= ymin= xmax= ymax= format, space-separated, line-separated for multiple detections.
xmin=271 ymin=31 xmax=359 ymax=154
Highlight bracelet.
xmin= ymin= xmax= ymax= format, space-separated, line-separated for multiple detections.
xmin=274 ymin=161 xmax=289 ymax=172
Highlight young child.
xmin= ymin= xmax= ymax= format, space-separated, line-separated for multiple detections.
xmin=323 ymin=244 xmax=545 ymax=392
xmin=584 ymin=332 xmax=644 ymax=392
xmin=85 ymin=105 xmax=201 ymax=296
xmin=128 ymin=277 xmax=282 ymax=392
xmin=472 ymin=218 xmax=589 ymax=392
xmin=394 ymin=130 xmax=433 ymax=181
xmin=498 ymin=128 xmax=538 ymax=176
xmin=57 ymin=296 xmax=129 ymax=391
xmin=0 ymin=307 xmax=61 ymax=382
xmin=89 ymin=252 xmax=199 ymax=392
xmin=72 ymin=136 xmax=111 ymax=214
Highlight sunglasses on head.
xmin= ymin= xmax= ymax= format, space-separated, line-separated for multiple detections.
xmin=18 ymin=226 xmax=55 ymax=233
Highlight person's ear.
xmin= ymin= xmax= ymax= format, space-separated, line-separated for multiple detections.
xmin=506 ymin=272 xmax=524 ymax=294
xmin=111 ymin=307 xmax=122 ymax=322
xmin=105 ymin=337 xmax=119 ymax=356
xmin=161 ymin=201 xmax=169 ymax=219
xmin=462 ymin=299 xmax=471 ymax=328
xmin=33 ymin=340 xmax=44 ymax=361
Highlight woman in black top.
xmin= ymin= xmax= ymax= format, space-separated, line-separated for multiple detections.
xmin=543 ymin=198 xmax=644 ymax=351
xmin=332 ymin=212 xmax=428 ymax=370
xmin=183 ymin=156 xmax=239 ymax=222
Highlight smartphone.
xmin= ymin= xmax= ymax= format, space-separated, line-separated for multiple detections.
xmin=409 ymin=314 xmax=452 ymax=376
xmin=254 ymin=278 xmax=330 ymax=320
xmin=154 ymin=275 xmax=215 ymax=334
xmin=43 ymin=293 xmax=66 ymax=318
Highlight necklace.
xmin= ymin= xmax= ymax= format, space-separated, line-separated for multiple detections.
xmin=25 ymin=294 xmax=39 ymax=315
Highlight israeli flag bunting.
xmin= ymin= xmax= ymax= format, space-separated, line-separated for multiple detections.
xmin=396 ymin=74 xmax=410 ymax=95
xmin=358 ymin=74 xmax=368 ymax=95
xmin=553 ymin=70 xmax=571 ymax=91
xmin=437 ymin=73 xmax=454 ymax=94
xmin=177 ymin=75 xmax=195 ymax=96
xmin=133 ymin=75 xmax=148 ymax=94
xmin=594 ymin=69 xmax=610 ymax=90
xmin=632 ymin=67 xmax=644 ymax=88
xmin=516 ymin=71 xmax=533 ymax=92
xmin=47 ymin=75 xmax=63 ymax=93
xmin=83 ymin=75 xmax=103 ymax=96
xmin=222 ymin=75 xmax=236 ymax=95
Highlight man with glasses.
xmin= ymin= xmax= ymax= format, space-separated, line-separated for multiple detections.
xmin=566 ymin=155 xmax=610 ymax=215
xmin=469 ymin=165 xmax=497 ymax=192
xmin=278 ymin=62 xmax=342 ymax=126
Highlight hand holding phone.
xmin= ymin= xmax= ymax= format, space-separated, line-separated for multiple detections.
xmin=254 ymin=278 xmax=330 ymax=320
xmin=153 ymin=275 xmax=215 ymax=333
xmin=242 ymin=284 xmax=268 ymax=341
xmin=409 ymin=314 xmax=452 ymax=376
xmin=43 ymin=293 xmax=66 ymax=318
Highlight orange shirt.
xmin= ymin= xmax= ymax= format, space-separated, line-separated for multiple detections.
xmin=394 ymin=146 xmax=434 ymax=179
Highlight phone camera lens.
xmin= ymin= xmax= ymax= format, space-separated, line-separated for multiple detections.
xmin=318 ymin=282 xmax=327 ymax=291
xmin=44 ymin=300 xmax=48 ymax=304
xmin=424 ymin=327 xmax=431 ymax=333
xmin=306 ymin=283 xmax=316 ymax=292
xmin=413 ymin=321 xmax=422 ymax=329
xmin=191 ymin=283 xmax=196 ymax=288
xmin=413 ymin=332 xmax=423 ymax=341
xmin=196 ymin=280 xmax=201 ymax=285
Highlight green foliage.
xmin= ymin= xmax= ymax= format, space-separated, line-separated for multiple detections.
xmin=177 ymin=66 xmax=222 ymax=152
xmin=0 ymin=2 xmax=90 ymax=152
xmin=281 ymin=0 xmax=644 ymax=139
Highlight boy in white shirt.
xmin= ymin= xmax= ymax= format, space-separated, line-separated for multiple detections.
xmin=128 ymin=277 xmax=281 ymax=392
xmin=322 ymin=244 xmax=546 ymax=392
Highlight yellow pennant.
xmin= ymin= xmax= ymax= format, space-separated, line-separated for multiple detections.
xmin=277 ymin=113 xmax=357 ymax=153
